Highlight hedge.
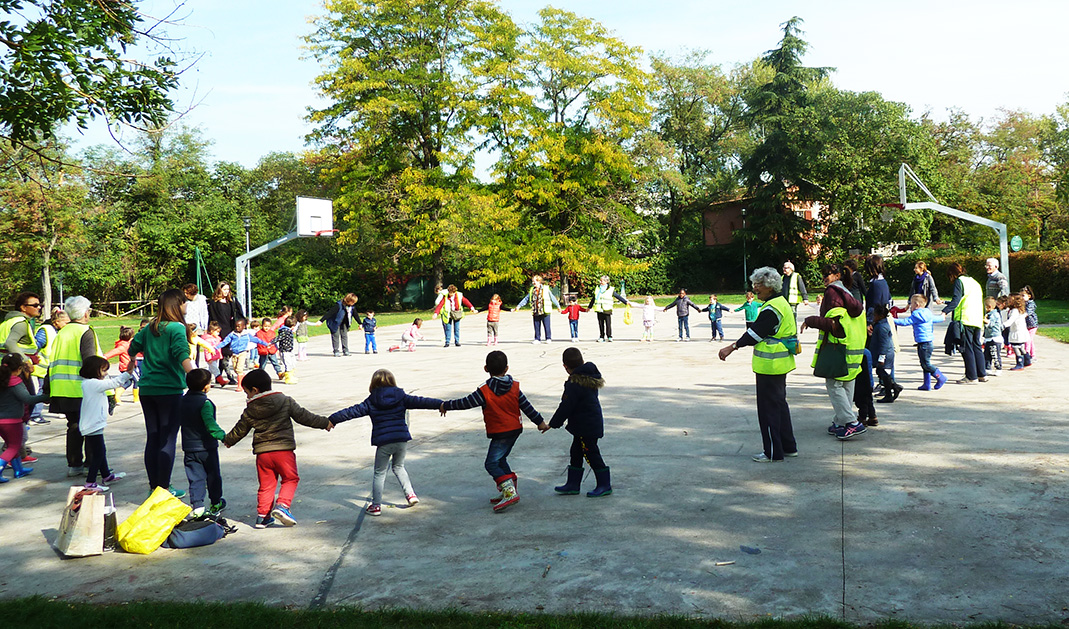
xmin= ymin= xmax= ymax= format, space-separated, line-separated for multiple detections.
xmin=883 ymin=250 xmax=1069 ymax=299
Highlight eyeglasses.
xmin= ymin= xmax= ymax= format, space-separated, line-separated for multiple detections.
xmin=24 ymin=303 xmax=41 ymax=308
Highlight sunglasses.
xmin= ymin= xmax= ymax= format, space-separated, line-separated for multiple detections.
xmin=25 ymin=303 xmax=41 ymax=308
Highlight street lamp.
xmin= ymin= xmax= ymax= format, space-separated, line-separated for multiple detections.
xmin=242 ymin=216 xmax=252 ymax=316
xmin=741 ymin=208 xmax=748 ymax=291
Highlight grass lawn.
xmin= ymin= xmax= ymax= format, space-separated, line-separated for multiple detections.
xmin=3 ymin=597 xmax=1037 ymax=629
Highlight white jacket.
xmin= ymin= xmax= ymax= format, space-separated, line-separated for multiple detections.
xmin=1004 ymin=309 xmax=1029 ymax=345
xmin=79 ymin=373 xmax=135 ymax=436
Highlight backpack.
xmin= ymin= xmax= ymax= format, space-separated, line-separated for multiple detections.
xmin=276 ymin=328 xmax=294 ymax=352
xmin=161 ymin=517 xmax=234 ymax=549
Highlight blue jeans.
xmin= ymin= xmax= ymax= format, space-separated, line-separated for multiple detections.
xmin=709 ymin=319 xmax=723 ymax=338
xmin=142 ymin=394 xmax=183 ymax=490
xmin=677 ymin=315 xmax=691 ymax=339
xmin=916 ymin=341 xmax=935 ymax=374
xmin=442 ymin=319 xmax=461 ymax=346
xmin=532 ymin=314 xmax=551 ymax=341
xmin=259 ymin=352 xmax=284 ymax=376
xmin=484 ymin=434 xmax=518 ymax=479
xmin=569 ymin=319 xmax=579 ymax=338
xmin=364 ymin=333 xmax=377 ymax=352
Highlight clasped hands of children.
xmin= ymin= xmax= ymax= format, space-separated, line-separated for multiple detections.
xmin=438 ymin=403 xmax=551 ymax=432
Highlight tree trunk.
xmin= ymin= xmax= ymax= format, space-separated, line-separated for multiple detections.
xmin=40 ymin=231 xmax=58 ymax=315
xmin=667 ymin=189 xmax=681 ymax=247
xmin=559 ymin=259 xmax=570 ymax=295
xmin=432 ymin=246 xmax=444 ymax=290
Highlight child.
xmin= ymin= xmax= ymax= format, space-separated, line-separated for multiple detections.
xmin=255 ymin=317 xmax=287 ymax=381
xmin=178 ymin=369 xmax=227 ymax=518
xmin=222 ymin=369 xmax=333 ymax=528
xmin=103 ymin=326 xmax=134 ymax=403
xmin=130 ymin=318 xmax=151 ymax=402
xmin=1020 ymin=286 xmax=1037 ymax=359
xmin=983 ymin=297 xmax=1003 ymax=376
xmin=560 ymin=296 xmax=587 ymax=342
xmin=872 ymin=305 xmax=902 ymax=404
xmin=662 ymin=289 xmax=701 ymax=341
xmin=439 ymin=351 xmax=549 ymax=512
xmin=390 ymin=318 xmax=425 ymax=352
xmin=894 ymin=294 xmax=947 ymax=390
xmin=0 ymin=354 xmax=46 ymax=482
xmin=273 ymin=306 xmax=293 ymax=332
xmin=641 ymin=296 xmax=658 ymax=342
xmin=1004 ymin=294 xmax=1032 ymax=370
xmin=246 ymin=319 xmax=262 ymax=370
xmin=78 ymin=355 xmax=134 ymax=490
xmin=361 ymin=310 xmax=378 ymax=354
xmin=328 ymin=369 xmax=443 ymax=516
xmin=218 ymin=318 xmax=267 ymax=388
xmin=199 ymin=322 xmax=225 ymax=385
xmin=294 ymin=310 xmax=313 ymax=361
xmin=701 ymin=294 xmax=730 ymax=341
xmin=276 ymin=317 xmax=296 ymax=380
xmin=484 ymin=294 xmax=502 ymax=346
xmin=547 ymin=347 xmax=611 ymax=497
xmin=187 ymin=323 xmax=216 ymax=369
xmin=734 ymin=292 xmax=760 ymax=330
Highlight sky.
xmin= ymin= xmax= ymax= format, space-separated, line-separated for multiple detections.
xmin=66 ymin=0 xmax=1069 ymax=167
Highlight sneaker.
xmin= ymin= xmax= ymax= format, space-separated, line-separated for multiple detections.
xmin=596 ymin=338 xmax=605 ymax=343
xmin=675 ymin=338 xmax=681 ymax=342
xmin=67 ymin=466 xmax=86 ymax=477
xmin=988 ymin=370 xmax=1000 ymax=377
xmin=406 ymin=493 xmax=419 ymax=506
xmin=271 ymin=504 xmax=297 ymax=526
xmin=21 ymin=455 xmax=38 ymax=464
xmin=751 ymin=453 xmax=773 ymax=462
xmin=29 ymin=416 xmax=49 ymax=425
xmin=334 ymin=352 xmax=342 ymax=357
xmin=784 ymin=451 xmax=799 ymax=458
xmin=207 ymin=498 xmax=228 ymax=516
xmin=1010 ymin=365 xmax=1024 ymax=371
xmin=84 ymin=482 xmax=109 ymax=491
xmin=956 ymin=378 xmax=978 ymax=384
xmin=978 ymin=376 xmax=988 ymax=382
xmin=827 ymin=423 xmax=841 ymax=436
xmin=366 ymin=504 xmax=382 ymax=517
xmin=544 ymin=339 xmax=552 ymax=343
xmin=836 ymin=422 xmax=867 ymax=440
xmin=863 ymin=417 xmax=879 ymax=427
xmin=101 ymin=472 xmax=126 ymax=483
xmin=606 ymin=337 xmax=613 ymax=342
xmin=190 ymin=506 xmax=206 ymax=519
xmin=254 ymin=515 xmax=276 ymax=529
xmin=343 ymin=351 xmax=351 ymax=356
xmin=532 ymin=339 xmax=541 ymax=345
xmin=168 ymin=485 xmax=187 ymax=498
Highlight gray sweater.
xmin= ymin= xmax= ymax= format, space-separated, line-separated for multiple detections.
xmin=0 ymin=376 xmax=46 ymax=420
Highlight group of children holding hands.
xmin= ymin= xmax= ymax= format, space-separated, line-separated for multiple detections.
xmin=166 ymin=346 xmax=612 ymax=528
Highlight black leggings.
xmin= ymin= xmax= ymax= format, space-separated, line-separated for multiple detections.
xmin=596 ymin=312 xmax=613 ymax=339
xmin=569 ymin=435 xmax=606 ymax=469
xmin=85 ymin=434 xmax=110 ymax=483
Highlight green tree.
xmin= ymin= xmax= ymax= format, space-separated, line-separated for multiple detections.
xmin=738 ymin=17 xmax=831 ymax=268
xmin=0 ymin=0 xmax=178 ymax=150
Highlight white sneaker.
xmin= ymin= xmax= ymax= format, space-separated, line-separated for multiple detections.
xmin=989 ymin=370 xmax=1000 ymax=377
xmin=190 ymin=506 xmax=206 ymax=518
xmin=532 ymin=339 xmax=541 ymax=345
xmin=544 ymin=339 xmax=552 ymax=343
xmin=751 ymin=453 xmax=772 ymax=463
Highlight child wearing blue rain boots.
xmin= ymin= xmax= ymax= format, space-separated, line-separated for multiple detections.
xmin=895 ymin=294 xmax=948 ymax=391
xmin=548 ymin=347 xmax=612 ymax=498
xmin=0 ymin=354 xmax=46 ymax=482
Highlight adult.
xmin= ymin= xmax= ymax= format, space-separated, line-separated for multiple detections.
xmin=432 ymin=285 xmax=476 ymax=347
xmin=843 ymin=259 xmax=866 ymax=308
xmin=863 ymin=254 xmax=891 ymax=322
xmin=29 ymin=309 xmax=69 ymax=425
xmin=128 ymin=288 xmax=194 ymax=496
xmin=780 ymin=261 xmax=809 ymax=331
xmin=1 ymin=292 xmax=45 ymax=425
xmin=800 ymin=263 xmax=867 ymax=440
xmin=207 ymin=281 xmax=244 ymax=340
xmin=587 ymin=276 xmax=632 ymax=342
xmin=910 ymin=261 xmax=940 ymax=307
xmin=183 ymin=283 xmax=210 ymax=331
xmin=718 ymin=267 xmax=798 ymax=462
xmin=514 ymin=275 xmax=561 ymax=344
xmin=323 ymin=293 xmax=360 ymax=356
xmin=985 ymin=258 xmax=1010 ymax=298
xmin=47 ymin=296 xmax=103 ymax=477
xmin=942 ymin=262 xmax=987 ymax=384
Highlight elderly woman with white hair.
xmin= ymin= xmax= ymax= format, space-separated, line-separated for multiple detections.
xmin=719 ymin=267 xmax=799 ymax=462
xmin=47 ymin=296 xmax=104 ymax=478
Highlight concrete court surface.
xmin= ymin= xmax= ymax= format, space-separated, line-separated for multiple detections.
xmin=1 ymin=308 xmax=1067 ymax=624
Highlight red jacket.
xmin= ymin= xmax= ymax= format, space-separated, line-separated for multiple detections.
xmin=255 ymin=329 xmax=278 ymax=355
xmin=561 ymin=304 xmax=587 ymax=321
xmin=104 ymin=339 xmax=132 ymax=371
xmin=487 ymin=300 xmax=502 ymax=322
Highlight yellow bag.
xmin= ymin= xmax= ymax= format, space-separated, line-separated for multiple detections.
xmin=622 ymin=303 xmax=633 ymax=326
xmin=116 ymin=486 xmax=192 ymax=554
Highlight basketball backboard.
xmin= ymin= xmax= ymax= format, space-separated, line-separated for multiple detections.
xmin=296 ymin=196 xmax=334 ymax=237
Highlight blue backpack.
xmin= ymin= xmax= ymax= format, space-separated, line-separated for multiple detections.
xmin=161 ymin=519 xmax=229 ymax=549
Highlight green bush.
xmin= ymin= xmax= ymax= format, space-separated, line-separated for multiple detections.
xmin=884 ymin=250 xmax=1069 ymax=299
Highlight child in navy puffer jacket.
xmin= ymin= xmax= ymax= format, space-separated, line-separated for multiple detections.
xmin=328 ymin=369 xmax=442 ymax=517
xmin=548 ymin=347 xmax=611 ymax=498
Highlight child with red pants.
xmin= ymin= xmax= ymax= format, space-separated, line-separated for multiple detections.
xmin=223 ymin=369 xmax=332 ymax=528
xmin=0 ymin=354 xmax=46 ymax=482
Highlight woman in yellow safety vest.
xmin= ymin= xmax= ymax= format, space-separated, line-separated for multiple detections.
xmin=800 ymin=263 xmax=868 ymax=441
xmin=941 ymin=262 xmax=987 ymax=384
xmin=47 ymin=296 xmax=103 ymax=477
xmin=718 ymin=267 xmax=798 ymax=462
xmin=586 ymin=276 xmax=634 ymax=342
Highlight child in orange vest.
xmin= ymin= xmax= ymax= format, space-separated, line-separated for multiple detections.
xmin=440 ymin=351 xmax=549 ymax=512
xmin=484 ymin=294 xmax=502 ymax=346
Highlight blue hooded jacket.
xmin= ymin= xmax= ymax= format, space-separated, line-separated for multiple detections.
xmin=329 ymin=386 xmax=442 ymax=446
xmin=548 ymin=361 xmax=605 ymax=438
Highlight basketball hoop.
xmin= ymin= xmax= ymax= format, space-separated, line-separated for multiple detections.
xmin=314 ymin=229 xmax=339 ymax=237
xmin=878 ymin=203 xmax=903 ymax=223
